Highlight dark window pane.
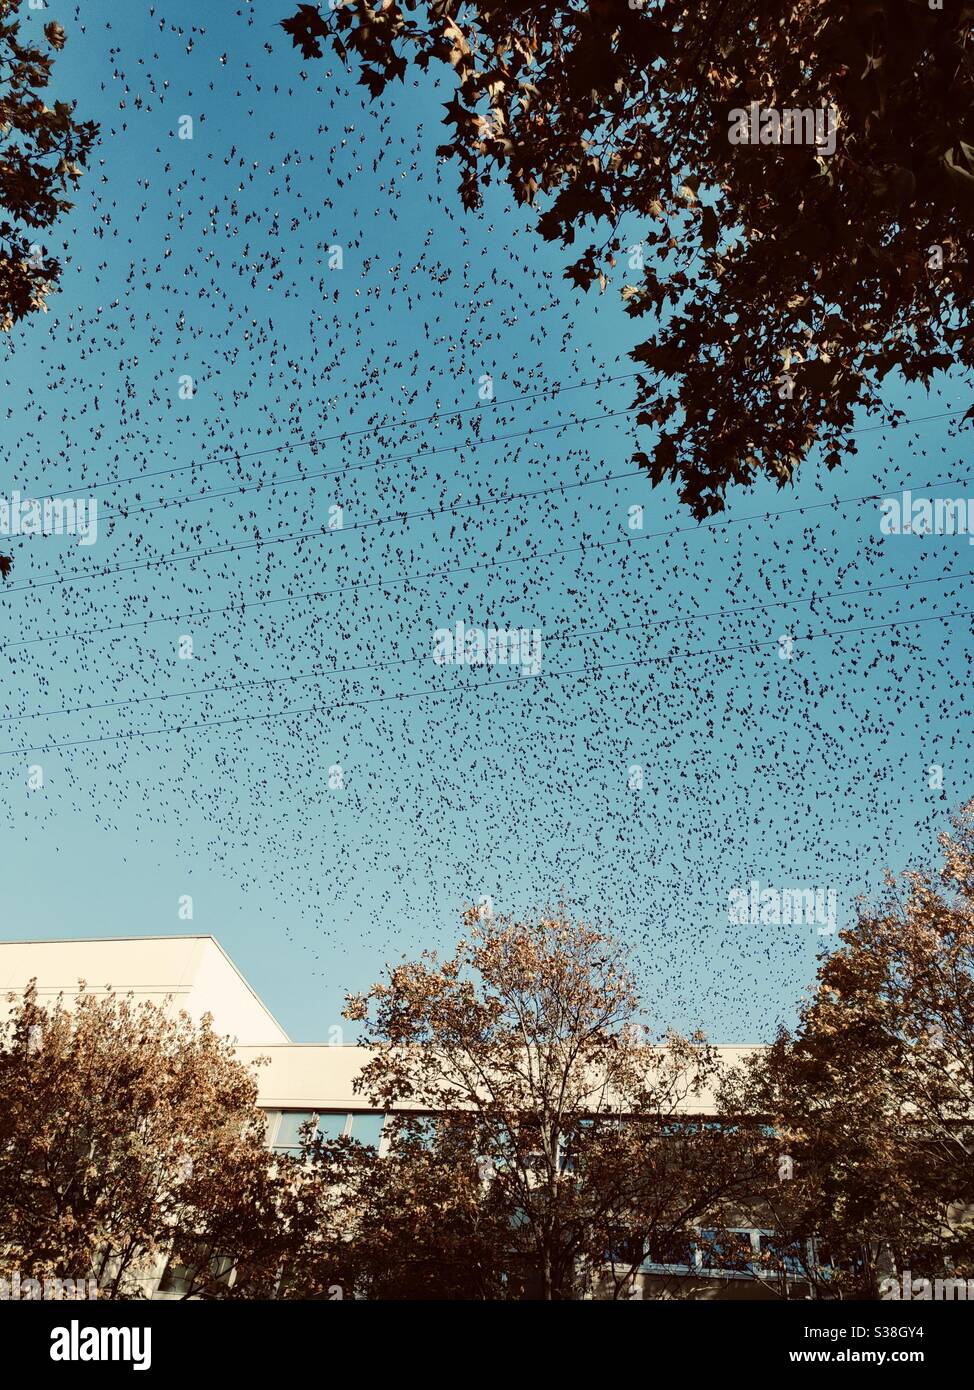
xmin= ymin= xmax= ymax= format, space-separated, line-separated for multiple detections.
xmin=698 ymin=1230 xmax=751 ymax=1271
xmin=647 ymin=1234 xmax=694 ymax=1268
xmin=159 ymin=1252 xmax=232 ymax=1296
xmin=759 ymin=1232 xmax=806 ymax=1273
xmin=606 ymin=1232 xmax=645 ymax=1265
xmin=158 ymin=1259 xmax=194 ymax=1296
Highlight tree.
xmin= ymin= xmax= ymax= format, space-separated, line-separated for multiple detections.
xmin=280 ymin=1114 xmax=518 ymax=1300
xmin=281 ymin=1 xmax=974 ymax=517
xmin=721 ymin=799 xmax=974 ymax=1298
xmin=0 ymin=0 xmax=97 ymax=332
xmin=311 ymin=906 xmax=754 ymax=1300
xmin=0 ymin=0 xmax=96 ymax=581
xmin=0 ymin=982 xmax=297 ymax=1299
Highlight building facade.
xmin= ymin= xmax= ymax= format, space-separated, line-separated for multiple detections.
xmin=0 ymin=934 xmax=782 ymax=1299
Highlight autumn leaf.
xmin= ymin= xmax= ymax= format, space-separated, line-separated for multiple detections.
xmin=279 ymin=4 xmax=330 ymax=62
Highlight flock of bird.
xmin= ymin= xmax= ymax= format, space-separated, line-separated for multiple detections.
xmin=0 ymin=2 xmax=970 ymax=1040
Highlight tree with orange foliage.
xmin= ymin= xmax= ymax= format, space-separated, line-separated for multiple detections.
xmin=0 ymin=982 xmax=299 ymax=1298
xmin=723 ymin=801 xmax=974 ymax=1298
xmin=319 ymin=906 xmax=754 ymax=1299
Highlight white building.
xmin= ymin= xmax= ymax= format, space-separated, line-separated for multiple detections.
xmin=0 ymin=934 xmax=391 ymax=1153
xmin=0 ymin=933 xmax=753 ymax=1130
xmin=0 ymin=935 xmax=774 ymax=1297
xmin=0 ymin=935 xmax=288 ymax=1045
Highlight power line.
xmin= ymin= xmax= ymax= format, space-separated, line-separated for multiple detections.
xmin=4 ymin=462 xmax=974 ymax=648
xmin=4 ymin=570 xmax=970 ymax=725
xmin=27 ymin=371 xmax=643 ymax=504
xmin=23 ymin=347 xmax=967 ymax=511
xmin=2 ymin=605 xmax=970 ymax=759
xmin=92 ymin=406 xmax=639 ymax=522
xmin=5 ymin=397 xmax=967 ymax=542
xmin=2 ymin=401 xmax=968 ymax=588
xmin=4 ymin=449 xmax=974 ymax=642
xmin=88 ymin=402 xmax=971 ymax=527
xmin=0 ymin=452 xmax=643 ymax=597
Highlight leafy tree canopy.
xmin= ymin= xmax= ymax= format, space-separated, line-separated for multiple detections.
xmin=321 ymin=906 xmax=755 ymax=1299
xmin=0 ymin=0 xmax=97 ymax=332
xmin=282 ymin=0 xmax=974 ymax=516
xmin=0 ymin=983 xmax=296 ymax=1298
xmin=723 ymin=799 xmax=974 ymax=1297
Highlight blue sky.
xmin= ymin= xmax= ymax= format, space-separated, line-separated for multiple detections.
xmin=1 ymin=0 xmax=971 ymax=1044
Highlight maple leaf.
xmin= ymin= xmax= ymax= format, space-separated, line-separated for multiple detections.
xmin=279 ymin=5 xmax=329 ymax=62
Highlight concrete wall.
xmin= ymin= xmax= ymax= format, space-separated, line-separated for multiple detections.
xmin=237 ymin=1044 xmax=375 ymax=1109
xmin=235 ymin=1044 xmax=760 ymax=1112
xmin=0 ymin=936 xmax=289 ymax=1045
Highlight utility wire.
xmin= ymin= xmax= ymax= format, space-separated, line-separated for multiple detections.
xmin=3 ymin=570 xmax=970 ymax=724
xmin=84 ymin=405 xmax=973 ymax=526
xmin=23 ymin=371 xmax=643 ymax=503
xmin=2 ymin=605 xmax=970 ymax=759
xmin=0 ymin=453 xmax=642 ymax=596
xmin=7 ymin=461 xmax=972 ymax=644
xmin=1 ymin=403 xmax=967 ymax=587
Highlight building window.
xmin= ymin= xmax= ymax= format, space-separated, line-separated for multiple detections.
xmin=757 ymin=1231 xmax=810 ymax=1276
xmin=640 ymin=1228 xmax=790 ymax=1279
xmin=266 ymin=1110 xmax=386 ymax=1152
xmin=605 ymin=1232 xmax=647 ymax=1267
xmin=696 ymin=1229 xmax=753 ymax=1275
xmin=314 ymin=1112 xmax=348 ymax=1142
xmin=158 ymin=1252 xmax=233 ymax=1297
xmin=645 ymin=1233 xmax=695 ymax=1272
xmin=348 ymin=1112 xmax=384 ymax=1148
xmin=272 ymin=1111 xmax=317 ymax=1152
